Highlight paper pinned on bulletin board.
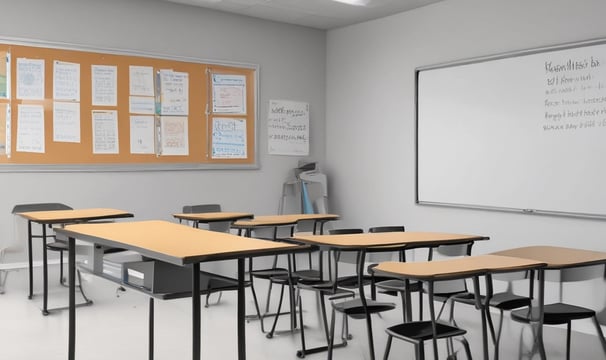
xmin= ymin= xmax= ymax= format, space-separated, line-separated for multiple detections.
xmin=267 ymin=99 xmax=309 ymax=156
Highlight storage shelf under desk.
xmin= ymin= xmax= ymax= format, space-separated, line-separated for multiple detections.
xmin=80 ymin=262 xmax=245 ymax=301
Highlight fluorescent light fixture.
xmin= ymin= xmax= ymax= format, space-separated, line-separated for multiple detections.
xmin=332 ymin=0 xmax=371 ymax=6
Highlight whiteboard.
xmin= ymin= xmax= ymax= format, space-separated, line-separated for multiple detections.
xmin=416 ymin=39 xmax=606 ymax=218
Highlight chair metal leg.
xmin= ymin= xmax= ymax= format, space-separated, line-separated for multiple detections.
xmin=267 ymin=283 xmax=286 ymax=338
xmin=59 ymin=251 xmax=65 ymax=285
xmin=327 ymin=307 xmax=336 ymax=360
xmin=592 ymin=315 xmax=606 ymax=356
xmin=364 ymin=309 xmax=376 ymax=360
xmin=566 ymin=321 xmax=571 ymax=360
xmin=383 ymin=335 xmax=393 ymax=360
xmin=416 ymin=343 xmax=425 ymax=360
xmin=0 ymin=270 xmax=8 ymax=294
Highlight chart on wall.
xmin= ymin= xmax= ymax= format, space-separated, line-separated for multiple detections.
xmin=416 ymin=39 xmax=606 ymax=218
xmin=267 ymin=99 xmax=309 ymax=156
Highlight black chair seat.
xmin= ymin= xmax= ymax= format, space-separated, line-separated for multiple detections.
xmin=511 ymin=302 xmax=596 ymax=324
xmin=333 ymin=298 xmax=395 ymax=319
xmin=451 ymin=291 xmax=530 ymax=310
xmin=375 ymin=278 xmax=423 ymax=293
xmin=336 ymin=274 xmax=374 ymax=288
xmin=250 ymin=267 xmax=289 ymax=279
xmin=46 ymin=241 xmax=68 ymax=251
xmin=293 ymin=269 xmax=321 ymax=281
xmin=386 ymin=320 xmax=467 ymax=342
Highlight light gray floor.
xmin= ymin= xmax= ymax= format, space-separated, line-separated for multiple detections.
xmin=1 ymin=265 xmax=604 ymax=360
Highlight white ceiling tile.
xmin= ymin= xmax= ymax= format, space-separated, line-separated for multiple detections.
xmin=163 ymin=0 xmax=446 ymax=29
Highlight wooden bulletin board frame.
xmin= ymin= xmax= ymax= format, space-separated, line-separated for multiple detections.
xmin=0 ymin=37 xmax=258 ymax=171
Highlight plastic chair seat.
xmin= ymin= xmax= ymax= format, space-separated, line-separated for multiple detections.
xmin=376 ymin=278 xmax=423 ymax=293
xmin=332 ymin=298 xmax=395 ymax=319
xmin=511 ymin=302 xmax=596 ymax=324
xmin=250 ymin=267 xmax=289 ymax=279
xmin=386 ymin=321 xmax=467 ymax=342
xmin=452 ymin=291 xmax=530 ymax=310
xmin=46 ymin=241 xmax=68 ymax=252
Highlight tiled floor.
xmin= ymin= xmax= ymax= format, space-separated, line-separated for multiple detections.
xmin=0 ymin=265 xmax=604 ymax=360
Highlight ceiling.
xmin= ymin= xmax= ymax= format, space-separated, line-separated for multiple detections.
xmin=163 ymin=0 xmax=445 ymax=30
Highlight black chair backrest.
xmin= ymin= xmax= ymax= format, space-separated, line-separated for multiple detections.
xmin=12 ymin=203 xmax=73 ymax=213
xmin=329 ymin=228 xmax=363 ymax=235
xmin=182 ymin=204 xmax=221 ymax=213
xmin=368 ymin=226 xmax=405 ymax=233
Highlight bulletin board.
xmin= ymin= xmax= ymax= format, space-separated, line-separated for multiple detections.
xmin=0 ymin=39 xmax=257 ymax=170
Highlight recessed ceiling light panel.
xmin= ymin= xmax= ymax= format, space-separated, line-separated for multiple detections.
xmin=332 ymin=0 xmax=371 ymax=6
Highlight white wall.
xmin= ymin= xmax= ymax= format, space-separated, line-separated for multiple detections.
xmin=0 ymin=0 xmax=326 ymax=261
xmin=326 ymin=0 xmax=606 ymax=332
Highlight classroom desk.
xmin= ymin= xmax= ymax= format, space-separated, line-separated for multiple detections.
xmin=490 ymin=245 xmax=606 ymax=359
xmin=374 ymin=254 xmax=547 ymax=360
xmin=290 ymin=231 xmax=489 ymax=360
xmin=173 ymin=212 xmax=254 ymax=228
xmin=16 ymin=208 xmax=134 ymax=315
xmin=231 ymin=213 xmax=340 ymax=237
xmin=54 ymin=220 xmax=305 ymax=360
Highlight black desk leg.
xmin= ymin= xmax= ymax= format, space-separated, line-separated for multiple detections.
xmin=192 ymin=263 xmax=201 ymax=360
xmin=149 ymin=297 xmax=154 ymax=360
xmin=42 ymin=225 xmax=49 ymax=315
xmin=27 ymin=221 xmax=33 ymax=300
xmin=68 ymin=237 xmax=76 ymax=360
xmin=238 ymin=258 xmax=246 ymax=360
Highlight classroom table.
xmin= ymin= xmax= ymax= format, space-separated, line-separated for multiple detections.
xmin=373 ymin=254 xmax=547 ymax=360
xmin=173 ymin=211 xmax=254 ymax=228
xmin=231 ymin=213 xmax=340 ymax=236
xmin=54 ymin=220 xmax=306 ymax=360
xmin=15 ymin=208 xmax=134 ymax=315
xmin=290 ymin=231 xmax=489 ymax=360
xmin=490 ymin=245 xmax=606 ymax=360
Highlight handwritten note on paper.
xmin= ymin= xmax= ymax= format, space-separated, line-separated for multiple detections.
xmin=130 ymin=115 xmax=155 ymax=154
xmin=159 ymin=70 xmax=189 ymax=116
xmin=92 ymin=110 xmax=119 ymax=154
xmin=212 ymin=117 xmax=247 ymax=159
xmin=53 ymin=61 xmax=80 ymax=101
xmin=92 ymin=65 xmax=117 ymax=106
xmin=267 ymin=100 xmax=309 ymax=156
xmin=212 ymin=74 xmax=246 ymax=114
xmin=160 ymin=116 xmax=189 ymax=156
xmin=17 ymin=58 xmax=45 ymax=100
xmin=129 ymin=65 xmax=154 ymax=97
xmin=53 ymin=102 xmax=80 ymax=143
xmin=16 ymin=104 xmax=45 ymax=153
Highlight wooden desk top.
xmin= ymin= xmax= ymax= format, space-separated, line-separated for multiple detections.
xmin=491 ymin=245 xmax=606 ymax=269
xmin=55 ymin=220 xmax=303 ymax=265
xmin=172 ymin=212 xmax=254 ymax=222
xmin=16 ymin=208 xmax=134 ymax=224
xmin=291 ymin=231 xmax=488 ymax=250
xmin=374 ymin=254 xmax=546 ymax=281
xmin=231 ymin=213 xmax=339 ymax=228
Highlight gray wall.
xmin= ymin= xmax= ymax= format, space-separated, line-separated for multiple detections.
xmin=0 ymin=0 xmax=326 ymax=261
xmin=325 ymin=0 xmax=606 ymax=333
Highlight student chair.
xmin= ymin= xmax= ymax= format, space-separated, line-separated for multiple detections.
xmin=296 ymin=228 xmax=363 ymax=357
xmin=510 ymin=265 xmax=606 ymax=360
xmin=366 ymin=226 xmax=425 ymax=322
xmin=447 ymin=270 xmax=533 ymax=360
xmin=382 ymin=276 xmax=474 ymax=360
xmin=326 ymin=246 xmax=397 ymax=360
xmin=11 ymin=203 xmax=91 ymax=304
xmin=181 ymin=203 xmax=234 ymax=307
